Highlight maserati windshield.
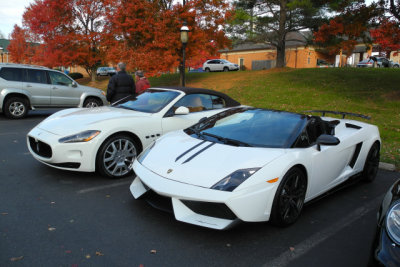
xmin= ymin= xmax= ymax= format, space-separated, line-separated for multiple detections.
xmin=187 ymin=108 xmax=306 ymax=148
xmin=118 ymin=89 xmax=180 ymax=113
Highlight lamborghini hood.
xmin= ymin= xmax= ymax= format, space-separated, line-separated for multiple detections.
xmin=140 ymin=131 xmax=285 ymax=188
xmin=35 ymin=106 xmax=152 ymax=135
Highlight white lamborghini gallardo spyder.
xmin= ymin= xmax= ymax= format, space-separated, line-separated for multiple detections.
xmin=130 ymin=107 xmax=381 ymax=230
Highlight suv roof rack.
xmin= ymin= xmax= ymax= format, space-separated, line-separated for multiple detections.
xmin=303 ymin=110 xmax=371 ymax=120
xmin=0 ymin=63 xmax=49 ymax=69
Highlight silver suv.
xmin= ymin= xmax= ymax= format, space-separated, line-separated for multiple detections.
xmin=0 ymin=64 xmax=108 ymax=119
xmin=202 ymin=59 xmax=239 ymax=72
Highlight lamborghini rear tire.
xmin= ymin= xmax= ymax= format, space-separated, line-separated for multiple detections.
xmin=362 ymin=142 xmax=380 ymax=182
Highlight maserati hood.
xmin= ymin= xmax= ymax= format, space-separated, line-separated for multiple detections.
xmin=140 ymin=131 xmax=285 ymax=188
xmin=36 ymin=106 xmax=152 ymax=135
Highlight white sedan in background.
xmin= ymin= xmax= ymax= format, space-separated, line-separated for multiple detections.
xmin=202 ymin=59 xmax=239 ymax=72
xmin=27 ymin=87 xmax=240 ymax=178
xmin=130 ymin=108 xmax=381 ymax=229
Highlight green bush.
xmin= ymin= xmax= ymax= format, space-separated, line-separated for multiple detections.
xmin=69 ymin=72 xmax=84 ymax=80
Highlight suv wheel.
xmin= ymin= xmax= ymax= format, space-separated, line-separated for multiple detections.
xmin=223 ymin=67 xmax=229 ymax=72
xmin=83 ymin=97 xmax=102 ymax=108
xmin=205 ymin=68 xmax=210 ymax=72
xmin=4 ymin=97 xmax=29 ymax=119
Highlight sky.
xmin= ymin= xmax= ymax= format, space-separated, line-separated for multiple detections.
xmin=0 ymin=0 xmax=377 ymax=39
xmin=0 ymin=0 xmax=35 ymax=38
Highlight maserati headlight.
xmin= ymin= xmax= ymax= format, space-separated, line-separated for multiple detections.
xmin=386 ymin=201 xmax=400 ymax=244
xmin=211 ymin=168 xmax=260 ymax=192
xmin=137 ymin=141 xmax=156 ymax=163
xmin=59 ymin=130 xmax=101 ymax=143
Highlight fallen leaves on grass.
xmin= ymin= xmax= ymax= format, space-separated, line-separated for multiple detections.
xmin=10 ymin=256 xmax=23 ymax=262
xmin=96 ymin=251 xmax=104 ymax=256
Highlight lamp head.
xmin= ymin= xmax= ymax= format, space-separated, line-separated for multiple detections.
xmin=180 ymin=25 xmax=189 ymax=44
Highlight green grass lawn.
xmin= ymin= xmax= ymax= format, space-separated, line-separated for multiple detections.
xmin=90 ymin=68 xmax=400 ymax=168
xmin=148 ymin=68 xmax=400 ymax=168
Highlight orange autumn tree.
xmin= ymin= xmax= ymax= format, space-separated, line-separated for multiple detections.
xmin=8 ymin=25 xmax=31 ymax=63
xmin=370 ymin=19 xmax=400 ymax=56
xmin=103 ymin=0 xmax=231 ymax=76
xmin=313 ymin=3 xmax=378 ymax=65
xmin=22 ymin=0 xmax=107 ymax=80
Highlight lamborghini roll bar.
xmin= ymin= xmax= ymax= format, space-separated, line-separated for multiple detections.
xmin=303 ymin=110 xmax=371 ymax=120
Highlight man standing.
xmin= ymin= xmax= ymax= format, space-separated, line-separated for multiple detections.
xmin=135 ymin=70 xmax=151 ymax=95
xmin=106 ymin=62 xmax=135 ymax=104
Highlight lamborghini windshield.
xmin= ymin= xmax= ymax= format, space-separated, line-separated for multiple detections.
xmin=118 ymin=89 xmax=180 ymax=113
xmin=186 ymin=108 xmax=307 ymax=148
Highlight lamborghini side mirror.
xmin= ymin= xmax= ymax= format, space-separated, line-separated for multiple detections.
xmin=316 ymin=134 xmax=340 ymax=151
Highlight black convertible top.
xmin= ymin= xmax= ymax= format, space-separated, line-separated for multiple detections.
xmin=152 ymin=86 xmax=241 ymax=107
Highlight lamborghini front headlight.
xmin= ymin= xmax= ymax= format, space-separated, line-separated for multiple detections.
xmin=211 ymin=168 xmax=260 ymax=192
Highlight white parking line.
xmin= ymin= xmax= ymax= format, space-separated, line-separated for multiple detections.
xmin=0 ymin=131 xmax=23 ymax=136
xmin=77 ymin=180 xmax=132 ymax=194
xmin=265 ymin=194 xmax=383 ymax=267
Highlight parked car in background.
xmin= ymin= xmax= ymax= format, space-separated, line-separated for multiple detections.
xmin=373 ymin=57 xmax=392 ymax=68
xmin=188 ymin=67 xmax=204 ymax=73
xmin=203 ymin=59 xmax=239 ymax=72
xmin=27 ymin=87 xmax=241 ymax=179
xmin=317 ymin=59 xmax=333 ymax=68
xmin=130 ymin=108 xmax=380 ymax=230
xmin=0 ymin=63 xmax=107 ymax=119
xmin=96 ymin=67 xmax=117 ymax=76
xmin=357 ymin=57 xmax=395 ymax=68
xmin=369 ymin=179 xmax=400 ymax=266
xmin=389 ymin=60 xmax=400 ymax=68
xmin=357 ymin=58 xmax=376 ymax=68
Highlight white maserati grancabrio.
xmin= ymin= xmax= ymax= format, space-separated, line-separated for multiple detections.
xmin=130 ymin=107 xmax=381 ymax=230
xmin=27 ymin=87 xmax=240 ymax=178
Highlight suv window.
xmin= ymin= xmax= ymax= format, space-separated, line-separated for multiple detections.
xmin=48 ymin=71 xmax=73 ymax=86
xmin=0 ymin=67 xmax=23 ymax=82
xmin=26 ymin=69 xmax=48 ymax=84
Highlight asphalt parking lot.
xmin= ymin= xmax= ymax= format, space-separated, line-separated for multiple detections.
xmin=1 ymin=110 xmax=399 ymax=267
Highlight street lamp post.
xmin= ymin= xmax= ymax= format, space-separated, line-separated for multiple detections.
xmin=180 ymin=23 xmax=189 ymax=87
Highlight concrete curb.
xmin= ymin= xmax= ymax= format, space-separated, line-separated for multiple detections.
xmin=379 ymin=162 xmax=397 ymax=171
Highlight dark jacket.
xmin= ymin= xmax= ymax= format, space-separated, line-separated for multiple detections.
xmin=135 ymin=77 xmax=151 ymax=95
xmin=106 ymin=70 xmax=136 ymax=104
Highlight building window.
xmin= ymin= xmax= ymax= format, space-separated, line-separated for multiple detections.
xmin=308 ymin=57 xmax=310 ymax=64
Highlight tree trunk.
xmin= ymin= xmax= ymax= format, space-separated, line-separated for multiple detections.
xmin=91 ymin=69 xmax=97 ymax=82
xmin=276 ymin=40 xmax=286 ymax=68
xmin=276 ymin=0 xmax=287 ymax=68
